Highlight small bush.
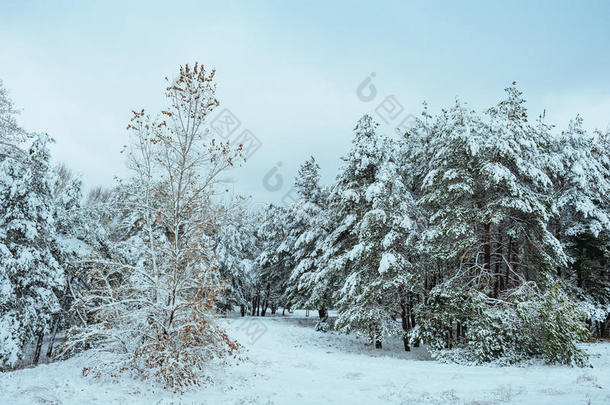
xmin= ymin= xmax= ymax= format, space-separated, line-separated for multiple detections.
xmin=414 ymin=280 xmax=591 ymax=366
xmin=517 ymin=280 xmax=591 ymax=366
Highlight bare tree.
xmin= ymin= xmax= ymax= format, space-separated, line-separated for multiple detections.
xmin=67 ymin=63 xmax=243 ymax=390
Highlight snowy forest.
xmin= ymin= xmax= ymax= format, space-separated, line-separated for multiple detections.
xmin=1 ymin=61 xmax=610 ymax=402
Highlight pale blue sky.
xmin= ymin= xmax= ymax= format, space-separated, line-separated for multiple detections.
xmin=1 ymin=0 xmax=609 ymax=203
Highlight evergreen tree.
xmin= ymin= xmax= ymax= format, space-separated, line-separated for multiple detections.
xmin=213 ymin=200 xmax=259 ymax=315
xmin=255 ymin=204 xmax=291 ymax=316
xmin=285 ymin=157 xmax=333 ymax=323
xmin=0 ymin=135 xmax=64 ymax=369
xmin=550 ymin=117 xmax=610 ymax=332
xmin=321 ymin=115 xmax=420 ymax=348
xmin=45 ymin=165 xmax=91 ymax=359
xmin=420 ymin=85 xmax=565 ymax=296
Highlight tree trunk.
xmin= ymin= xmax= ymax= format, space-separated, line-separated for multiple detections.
xmin=318 ymin=307 xmax=327 ymax=322
xmin=46 ymin=316 xmax=60 ymax=358
xmin=484 ymin=223 xmax=492 ymax=290
xmin=375 ymin=340 xmax=382 ymax=349
xmin=556 ymin=220 xmax=562 ymax=277
xmin=47 ymin=283 xmax=70 ymax=359
xmin=577 ymin=246 xmax=585 ymax=288
xmin=261 ymin=283 xmax=270 ymax=316
xmin=494 ymin=232 xmax=502 ymax=298
xmin=410 ymin=298 xmax=419 ymax=347
xmin=261 ymin=300 xmax=268 ymax=316
xmin=240 ymin=305 xmax=245 ymax=317
xmin=253 ymin=292 xmax=261 ymax=316
xmin=398 ymin=287 xmax=411 ymax=351
xmin=513 ymin=246 xmax=519 ymax=279
xmin=252 ymin=291 xmax=259 ymax=316
xmin=601 ymin=320 xmax=608 ymax=339
xmin=33 ymin=331 xmax=44 ymax=365
xmin=506 ymin=237 xmax=513 ymax=289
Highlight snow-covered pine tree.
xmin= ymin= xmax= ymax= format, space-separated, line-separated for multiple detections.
xmin=414 ymin=84 xmax=591 ymax=364
xmin=482 ymin=84 xmax=566 ymax=290
xmin=213 ymin=200 xmax=259 ymax=316
xmin=285 ymin=157 xmax=334 ymax=324
xmin=322 ymin=115 xmax=419 ymax=348
xmin=549 ymin=116 xmax=610 ymax=336
xmin=420 ymin=85 xmax=565 ymax=297
xmin=595 ymin=127 xmax=610 ymax=337
xmin=44 ymin=164 xmax=91 ymax=360
xmin=397 ymin=103 xmax=435 ymax=197
xmin=391 ymin=107 xmax=439 ymax=348
xmin=417 ymin=99 xmax=485 ymax=281
xmin=255 ymin=204 xmax=292 ymax=316
xmin=0 ymin=134 xmax=64 ymax=369
xmin=516 ymin=279 xmax=591 ymax=366
xmin=551 ymin=117 xmax=610 ymax=266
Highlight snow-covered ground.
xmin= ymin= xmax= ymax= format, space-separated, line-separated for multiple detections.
xmin=1 ymin=312 xmax=609 ymax=404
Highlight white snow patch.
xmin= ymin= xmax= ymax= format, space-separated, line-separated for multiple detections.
xmin=1 ymin=314 xmax=609 ymax=404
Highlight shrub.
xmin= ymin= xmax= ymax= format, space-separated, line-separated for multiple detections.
xmin=414 ymin=280 xmax=591 ymax=366
xmin=516 ymin=280 xmax=591 ymax=366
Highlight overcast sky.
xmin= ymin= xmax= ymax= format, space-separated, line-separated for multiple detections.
xmin=1 ymin=0 xmax=609 ymax=204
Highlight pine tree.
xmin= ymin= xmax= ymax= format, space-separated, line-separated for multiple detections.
xmin=321 ymin=115 xmax=420 ymax=348
xmin=0 ymin=135 xmax=64 ymax=369
xmin=412 ymin=84 xmax=593 ymax=364
xmin=548 ymin=117 xmax=610 ymax=336
xmin=213 ymin=200 xmax=259 ymax=315
xmin=420 ymin=85 xmax=565 ymax=296
xmin=45 ymin=164 xmax=91 ymax=359
xmin=255 ymin=204 xmax=292 ymax=316
xmin=286 ymin=157 xmax=333 ymax=323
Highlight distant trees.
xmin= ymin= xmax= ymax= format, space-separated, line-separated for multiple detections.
xmin=255 ymin=204 xmax=292 ymax=316
xmin=0 ymin=81 xmax=27 ymax=160
xmin=213 ymin=201 xmax=259 ymax=316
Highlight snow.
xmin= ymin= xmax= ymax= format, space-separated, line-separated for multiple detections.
xmin=1 ymin=313 xmax=609 ymax=404
xmin=57 ymin=235 xmax=92 ymax=256
xmin=378 ymin=252 xmax=396 ymax=274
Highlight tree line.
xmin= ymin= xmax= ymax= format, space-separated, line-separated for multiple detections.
xmin=247 ymin=84 xmax=609 ymax=366
xmin=1 ymin=71 xmax=609 ymax=390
